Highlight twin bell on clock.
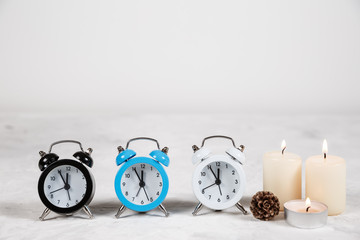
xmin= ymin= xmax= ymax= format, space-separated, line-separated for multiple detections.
xmin=36 ymin=136 xmax=248 ymax=220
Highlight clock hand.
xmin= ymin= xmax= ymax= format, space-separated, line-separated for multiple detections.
xmin=67 ymin=189 xmax=71 ymax=201
xmin=134 ymin=169 xmax=141 ymax=182
xmin=50 ymin=187 xmax=65 ymax=194
xmin=58 ymin=170 xmax=66 ymax=185
xmin=136 ymin=187 xmax=141 ymax=197
xmin=143 ymin=187 xmax=150 ymax=201
xmin=140 ymin=170 xmax=149 ymax=200
xmin=136 ymin=170 xmax=147 ymax=198
xmin=66 ymin=173 xmax=71 ymax=201
xmin=217 ymin=168 xmax=222 ymax=195
xmin=218 ymin=185 xmax=222 ymax=196
xmin=202 ymin=183 xmax=216 ymax=192
xmin=66 ymin=172 xmax=69 ymax=185
xmin=209 ymin=166 xmax=218 ymax=180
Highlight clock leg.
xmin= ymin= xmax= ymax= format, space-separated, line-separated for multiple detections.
xmin=82 ymin=205 xmax=94 ymax=219
xmin=192 ymin=202 xmax=203 ymax=216
xmin=115 ymin=204 xmax=126 ymax=218
xmin=235 ymin=202 xmax=248 ymax=215
xmin=39 ymin=208 xmax=51 ymax=221
xmin=158 ymin=204 xmax=169 ymax=217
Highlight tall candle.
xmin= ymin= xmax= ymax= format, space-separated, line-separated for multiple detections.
xmin=263 ymin=140 xmax=302 ymax=210
xmin=305 ymin=140 xmax=346 ymax=215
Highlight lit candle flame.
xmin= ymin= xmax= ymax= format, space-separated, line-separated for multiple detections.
xmin=322 ymin=139 xmax=328 ymax=160
xmin=281 ymin=139 xmax=286 ymax=155
xmin=305 ymin=197 xmax=311 ymax=212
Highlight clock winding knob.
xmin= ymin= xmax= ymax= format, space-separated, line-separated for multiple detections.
xmin=161 ymin=147 xmax=169 ymax=154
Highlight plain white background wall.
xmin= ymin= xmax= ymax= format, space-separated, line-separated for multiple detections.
xmin=0 ymin=0 xmax=359 ymax=114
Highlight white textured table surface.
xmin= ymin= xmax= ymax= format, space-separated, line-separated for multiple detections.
xmin=0 ymin=113 xmax=359 ymax=239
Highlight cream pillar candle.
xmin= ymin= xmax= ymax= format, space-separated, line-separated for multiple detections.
xmin=263 ymin=140 xmax=302 ymax=211
xmin=305 ymin=140 xmax=346 ymax=216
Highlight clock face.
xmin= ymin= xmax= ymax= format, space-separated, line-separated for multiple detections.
xmin=193 ymin=155 xmax=246 ymax=210
xmin=38 ymin=160 xmax=94 ymax=214
xmin=115 ymin=157 xmax=169 ymax=212
xmin=43 ymin=165 xmax=87 ymax=208
xmin=120 ymin=163 xmax=163 ymax=206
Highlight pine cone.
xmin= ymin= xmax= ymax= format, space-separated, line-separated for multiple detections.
xmin=250 ymin=191 xmax=280 ymax=221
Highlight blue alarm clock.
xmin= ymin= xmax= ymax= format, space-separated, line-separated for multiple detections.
xmin=114 ymin=137 xmax=170 ymax=218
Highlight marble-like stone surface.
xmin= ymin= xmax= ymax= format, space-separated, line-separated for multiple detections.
xmin=0 ymin=113 xmax=359 ymax=239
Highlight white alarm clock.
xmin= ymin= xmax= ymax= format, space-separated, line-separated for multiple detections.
xmin=191 ymin=135 xmax=248 ymax=216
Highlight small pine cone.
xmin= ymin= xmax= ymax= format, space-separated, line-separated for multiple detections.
xmin=250 ymin=191 xmax=280 ymax=221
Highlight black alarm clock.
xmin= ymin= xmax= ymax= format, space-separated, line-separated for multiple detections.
xmin=37 ymin=140 xmax=95 ymax=220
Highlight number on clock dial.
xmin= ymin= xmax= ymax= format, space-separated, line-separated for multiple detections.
xmin=43 ymin=165 xmax=87 ymax=208
xmin=197 ymin=161 xmax=240 ymax=203
xmin=120 ymin=163 xmax=163 ymax=205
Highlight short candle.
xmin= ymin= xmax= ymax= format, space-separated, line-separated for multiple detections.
xmin=284 ymin=198 xmax=328 ymax=228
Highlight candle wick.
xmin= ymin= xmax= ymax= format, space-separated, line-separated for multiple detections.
xmin=282 ymin=147 xmax=286 ymax=155
xmin=324 ymin=153 xmax=327 ymax=160
xmin=306 ymin=206 xmax=311 ymax=212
